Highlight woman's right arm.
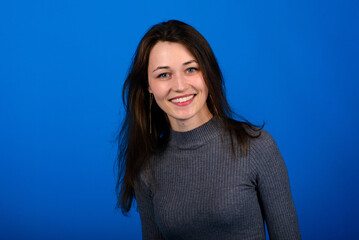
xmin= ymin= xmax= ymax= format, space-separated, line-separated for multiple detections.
xmin=135 ymin=175 xmax=165 ymax=240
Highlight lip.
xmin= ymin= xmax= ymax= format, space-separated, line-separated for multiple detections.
xmin=169 ymin=94 xmax=195 ymax=101
xmin=169 ymin=94 xmax=196 ymax=106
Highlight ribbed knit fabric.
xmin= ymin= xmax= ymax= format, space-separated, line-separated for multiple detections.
xmin=135 ymin=117 xmax=301 ymax=240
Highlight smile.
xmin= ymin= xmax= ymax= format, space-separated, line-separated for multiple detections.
xmin=170 ymin=94 xmax=195 ymax=103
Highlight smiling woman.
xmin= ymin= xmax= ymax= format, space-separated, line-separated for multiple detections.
xmin=148 ymin=41 xmax=212 ymax=131
xmin=116 ymin=20 xmax=301 ymax=239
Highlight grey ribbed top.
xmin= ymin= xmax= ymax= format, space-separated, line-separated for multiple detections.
xmin=135 ymin=117 xmax=301 ymax=240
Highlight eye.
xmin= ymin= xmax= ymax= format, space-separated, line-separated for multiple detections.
xmin=187 ymin=67 xmax=197 ymax=73
xmin=157 ymin=72 xmax=170 ymax=79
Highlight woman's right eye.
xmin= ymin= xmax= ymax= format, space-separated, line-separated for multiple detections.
xmin=157 ymin=73 xmax=169 ymax=79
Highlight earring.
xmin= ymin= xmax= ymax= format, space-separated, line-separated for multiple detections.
xmin=149 ymin=93 xmax=153 ymax=134
xmin=210 ymin=94 xmax=219 ymax=116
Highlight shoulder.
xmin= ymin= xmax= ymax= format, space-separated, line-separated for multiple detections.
xmin=246 ymin=127 xmax=283 ymax=163
xmin=247 ymin=129 xmax=287 ymax=177
xmin=249 ymin=129 xmax=278 ymax=151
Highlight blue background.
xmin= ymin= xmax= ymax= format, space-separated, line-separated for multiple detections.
xmin=1 ymin=0 xmax=358 ymax=239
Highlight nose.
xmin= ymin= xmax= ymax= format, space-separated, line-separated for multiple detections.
xmin=172 ymin=73 xmax=188 ymax=92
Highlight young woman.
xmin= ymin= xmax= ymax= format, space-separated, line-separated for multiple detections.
xmin=116 ymin=20 xmax=301 ymax=239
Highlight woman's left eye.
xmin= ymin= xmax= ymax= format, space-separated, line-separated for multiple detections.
xmin=187 ymin=67 xmax=197 ymax=73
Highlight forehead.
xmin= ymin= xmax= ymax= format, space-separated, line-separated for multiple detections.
xmin=148 ymin=41 xmax=196 ymax=67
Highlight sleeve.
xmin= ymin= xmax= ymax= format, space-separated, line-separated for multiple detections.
xmin=253 ymin=131 xmax=301 ymax=240
xmin=134 ymin=172 xmax=165 ymax=240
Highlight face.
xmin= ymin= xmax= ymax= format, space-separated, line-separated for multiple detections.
xmin=148 ymin=41 xmax=212 ymax=131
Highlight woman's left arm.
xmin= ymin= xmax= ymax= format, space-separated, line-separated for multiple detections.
xmin=255 ymin=131 xmax=301 ymax=240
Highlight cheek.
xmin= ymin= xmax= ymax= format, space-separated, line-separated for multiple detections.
xmin=149 ymin=81 xmax=169 ymax=100
xmin=193 ymin=76 xmax=209 ymax=94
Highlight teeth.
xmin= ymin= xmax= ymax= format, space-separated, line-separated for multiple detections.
xmin=171 ymin=95 xmax=194 ymax=103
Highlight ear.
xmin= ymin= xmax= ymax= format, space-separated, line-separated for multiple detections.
xmin=148 ymin=86 xmax=153 ymax=93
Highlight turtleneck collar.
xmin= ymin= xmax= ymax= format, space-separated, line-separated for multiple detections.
xmin=168 ymin=117 xmax=222 ymax=150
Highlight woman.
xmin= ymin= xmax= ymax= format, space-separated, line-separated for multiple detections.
xmin=116 ymin=20 xmax=301 ymax=239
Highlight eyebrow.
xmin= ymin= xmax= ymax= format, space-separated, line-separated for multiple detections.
xmin=152 ymin=60 xmax=197 ymax=73
xmin=152 ymin=66 xmax=170 ymax=73
xmin=183 ymin=60 xmax=197 ymax=66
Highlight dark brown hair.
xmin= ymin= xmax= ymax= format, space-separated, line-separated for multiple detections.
xmin=116 ymin=20 xmax=261 ymax=214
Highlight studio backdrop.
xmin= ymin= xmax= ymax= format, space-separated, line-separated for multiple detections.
xmin=1 ymin=0 xmax=358 ymax=239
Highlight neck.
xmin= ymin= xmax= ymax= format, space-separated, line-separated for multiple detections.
xmin=169 ymin=116 xmax=221 ymax=149
xmin=169 ymin=112 xmax=213 ymax=132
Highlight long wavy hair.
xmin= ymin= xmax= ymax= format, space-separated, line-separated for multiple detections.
xmin=116 ymin=20 xmax=261 ymax=214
